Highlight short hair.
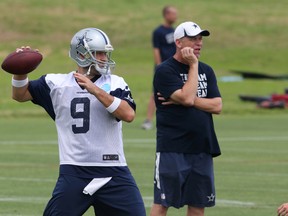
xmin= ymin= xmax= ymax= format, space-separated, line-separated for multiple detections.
xmin=162 ymin=5 xmax=174 ymax=17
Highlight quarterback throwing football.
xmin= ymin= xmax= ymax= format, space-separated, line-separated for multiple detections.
xmin=11 ymin=28 xmax=146 ymax=216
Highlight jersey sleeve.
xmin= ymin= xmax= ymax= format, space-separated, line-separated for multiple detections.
xmin=28 ymin=75 xmax=55 ymax=120
xmin=109 ymin=76 xmax=136 ymax=111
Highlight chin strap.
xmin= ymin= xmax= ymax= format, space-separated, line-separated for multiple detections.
xmin=84 ymin=64 xmax=95 ymax=76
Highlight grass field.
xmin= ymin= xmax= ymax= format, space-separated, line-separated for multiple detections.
xmin=0 ymin=115 xmax=288 ymax=216
xmin=1 ymin=0 xmax=288 ymax=117
xmin=1 ymin=0 xmax=288 ymax=215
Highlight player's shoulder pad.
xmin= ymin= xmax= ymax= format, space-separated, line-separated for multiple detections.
xmin=45 ymin=72 xmax=74 ymax=88
xmin=110 ymin=74 xmax=128 ymax=91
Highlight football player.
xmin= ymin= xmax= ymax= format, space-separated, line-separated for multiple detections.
xmin=11 ymin=28 xmax=146 ymax=216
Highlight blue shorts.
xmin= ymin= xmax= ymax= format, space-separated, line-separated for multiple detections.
xmin=153 ymin=152 xmax=215 ymax=208
xmin=43 ymin=174 xmax=146 ymax=216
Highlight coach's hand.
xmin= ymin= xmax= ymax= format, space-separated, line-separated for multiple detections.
xmin=180 ymin=47 xmax=198 ymax=66
xmin=157 ymin=92 xmax=179 ymax=105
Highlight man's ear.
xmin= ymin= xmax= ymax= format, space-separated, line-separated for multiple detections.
xmin=175 ymin=39 xmax=182 ymax=49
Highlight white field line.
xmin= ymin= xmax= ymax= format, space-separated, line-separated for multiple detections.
xmin=0 ymin=139 xmax=156 ymax=145
xmin=219 ymin=136 xmax=288 ymax=142
xmin=1 ymin=175 xmax=287 ymax=193
xmin=0 ymin=176 xmax=55 ymax=183
xmin=0 ymin=214 xmax=39 ymax=216
xmin=142 ymin=196 xmax=256 ymax=207
xmin=216 ymin=199 xmax=255 ymax=207
xmin=0 ymin=195 xmax=256 ymax=208
xmin=1 ymin=135 xmax=288 ymax=145
xmin=218 ymin=171 xmax=288 ymax=177
xmin=0 ymin=140 xmax=58 ymax=145
xmin=0 ymin=175 xmax=284 ymax=194
xmin=0 ymin=196 xmax=47 ymax=203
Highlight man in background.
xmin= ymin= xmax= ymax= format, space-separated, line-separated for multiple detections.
xmin=141 ymin=5 xmax=177 ymax=130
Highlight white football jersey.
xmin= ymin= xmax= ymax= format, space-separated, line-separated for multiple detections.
xmin=30 ymin=72 xmax=135 ymax=167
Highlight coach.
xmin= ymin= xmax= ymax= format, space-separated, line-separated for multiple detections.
xmin=150 ymin=21 xmax=222 ymax=216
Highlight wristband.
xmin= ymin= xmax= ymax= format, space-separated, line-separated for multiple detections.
xmin=106 ymin=97 xmax=121 ymax=113
xmin=12 ymin=77 xmax=29 ymax=88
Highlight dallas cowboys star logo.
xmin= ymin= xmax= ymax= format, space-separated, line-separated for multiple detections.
xmin=124 ymin=93 xmax=134 ymax=103
xmin=76 ymin=32 xmax=92 ymax=48
xmin=207 ymin=193 xmax=215 ymax=202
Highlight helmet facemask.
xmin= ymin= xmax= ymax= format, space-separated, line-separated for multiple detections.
xmin=82 ymin=40 xmax=115 ymax=76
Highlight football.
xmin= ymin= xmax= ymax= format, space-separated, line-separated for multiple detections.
xmin=1 ymin=49 xmax=43 ymax=75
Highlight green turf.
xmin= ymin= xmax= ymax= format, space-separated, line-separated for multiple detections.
xmin=0 ymin=115 xmax=288 ymax=215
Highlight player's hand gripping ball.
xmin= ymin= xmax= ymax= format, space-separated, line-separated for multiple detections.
xmin=1 ymin=47 xmax=43 ymax=75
